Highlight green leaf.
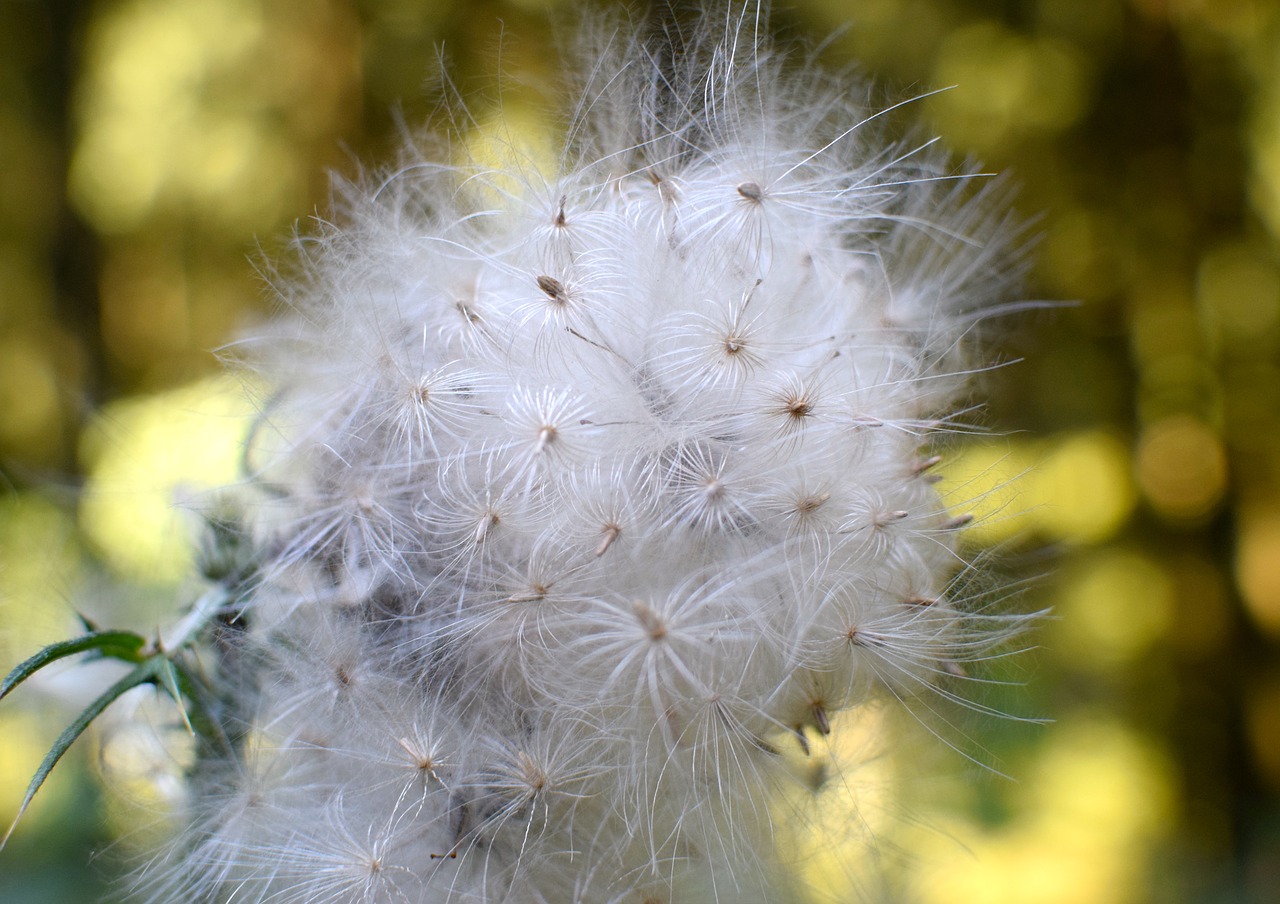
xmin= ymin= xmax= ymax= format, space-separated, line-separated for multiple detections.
xmin=0 ymin=658 xmax=158 ymax=850
xmin=0 ymin=631 xmax=148 ymax=703
xmin=166 ymin=658 xmax=228 ymax=754
xmin=153 ymin=658 xmax=193 ymax=735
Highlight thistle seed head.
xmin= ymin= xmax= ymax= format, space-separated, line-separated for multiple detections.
xmin=138 ymin=5 xmax=1034 ymax=902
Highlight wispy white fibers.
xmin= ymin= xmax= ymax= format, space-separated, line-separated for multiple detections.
xmin=135 ymin=3 xmax=1037 ymax=901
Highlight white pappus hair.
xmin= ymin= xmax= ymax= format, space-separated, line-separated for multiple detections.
xmin=133 ymin=3 xmax=1038 ymax=902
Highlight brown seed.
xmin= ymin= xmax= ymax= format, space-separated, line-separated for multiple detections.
xmin=508 ymin=583 xmax=549 ymax=604
xmin=786 ymin=396 xmax=813 ymax=419
xmin=911 ymin=455 xmax=943 ymax=476
xmin=596 ymin=523 xmax=621 ymax=557
xmin=874 ymin=509 xmax=909 ymax=528
xmin=473 ymin=511 xmax=500 ymax=544
xmin=795 ymin=492 xmax=831 ymax=515
xmin=752 ymin=735 xmax=781 ymax=755
xmin=537 ymin=274 xmax=567 ymax=303
xmin=811 ymin=701 xmax=831 ymax=735
xmin=633 ymin=600 xmax=667 ymax=641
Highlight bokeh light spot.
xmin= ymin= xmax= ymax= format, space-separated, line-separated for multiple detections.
xmin=1135 ymin=415 xmax=1227 ymax=523
xmin=1057 ymin=550 xmax=1175 ymax=668
xmin=0 ymin=492 xmax=87 ymax=663
xmin=944 ymin=439 xmax=1036 ymax=546
xmin=78 ymin=377 xmax=256 ymax=584
xmin=1237 ymin=507 xmax=1280 ymax=639
xmin=458 ymin=104 xmax=559 ymax=206
xmin=1034 ymin=431 xmax=1136 ymax=543
xmin=946 ymin=431 xmax=1134 ymax=546
xmin=67 ymin=0 xmax=333 ymax=238
xmin=912 ymin=715 xmax=1176 ymax=904
xmin=931 ymin=22 xmax=1089 ymax=152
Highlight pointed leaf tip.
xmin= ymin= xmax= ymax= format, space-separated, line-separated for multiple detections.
xmin=1 ymin=658 xmax=157 ymax=851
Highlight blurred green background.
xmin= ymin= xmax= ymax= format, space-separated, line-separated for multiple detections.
xmin=2 ymin=0 xmax=1279 ymax=901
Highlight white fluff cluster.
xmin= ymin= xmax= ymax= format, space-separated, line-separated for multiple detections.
xmin=142 ymin=6 xmax=1027 ymax=902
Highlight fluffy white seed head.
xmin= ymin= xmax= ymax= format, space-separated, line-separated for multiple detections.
xmin=143 ymin=5 xmax=1035 ymax=901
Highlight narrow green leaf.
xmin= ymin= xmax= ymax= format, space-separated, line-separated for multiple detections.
xmin=0 ymin=632 xmax=148 ymax=702
xmin=166 ymin=659 xmax=226 ymax=753
xmin=153 ymin=658 xmax=193 ymax=735
xmin=0 ymin=658 xmax=158 ymax=850
xmin=74 ymin=612 xmax=101 ymax=634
